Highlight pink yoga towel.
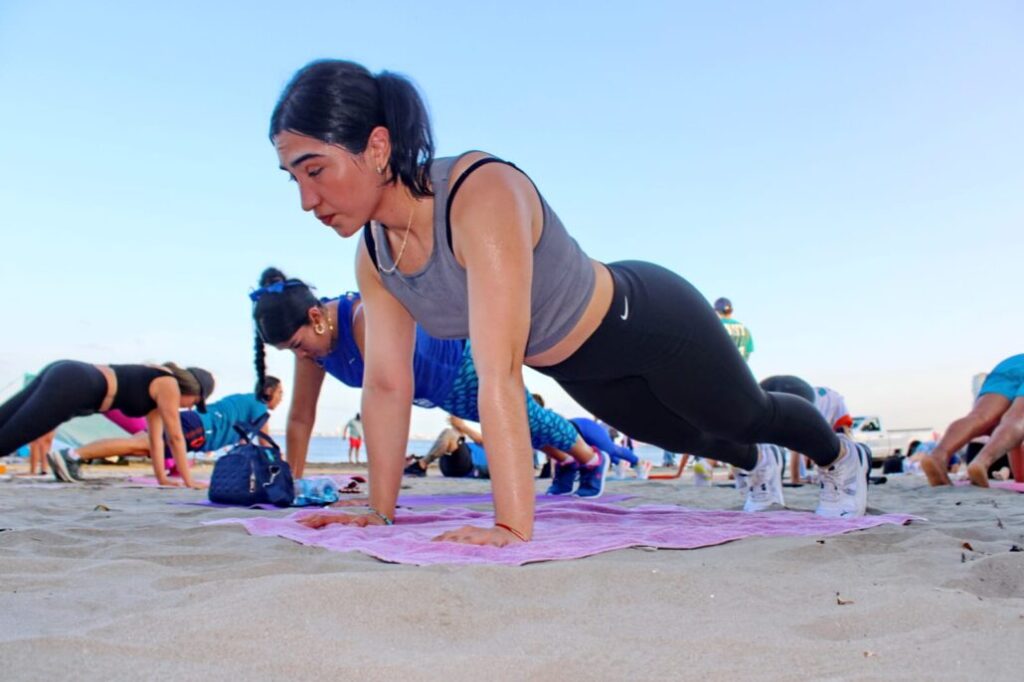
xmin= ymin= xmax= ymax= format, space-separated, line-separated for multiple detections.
xmin=207 ymin=502 xmax=916 ymax=566
xmin=955 ymin=479 xmax=1024 ymax=493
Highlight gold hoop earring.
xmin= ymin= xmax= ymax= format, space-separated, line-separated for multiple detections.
xmin=376 ymin=165 xmax=384 ymax=175
xmin=314 ymin=323 xmax=326 ymax=335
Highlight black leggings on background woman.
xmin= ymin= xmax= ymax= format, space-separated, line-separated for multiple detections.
xmin=0 ymin=361 xmax=108 ymax=456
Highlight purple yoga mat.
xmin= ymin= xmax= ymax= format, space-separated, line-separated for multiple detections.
xmin=179 ymin=493 xmax=633 ymax=511
xmin=206 ymin=502 xmax=917 ymax=566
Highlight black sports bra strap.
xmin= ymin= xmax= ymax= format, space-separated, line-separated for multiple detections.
xmin=445 ymin=157 xmax=519 ymax=253
xmin=362 ymin=222 xmax=379 ymax=270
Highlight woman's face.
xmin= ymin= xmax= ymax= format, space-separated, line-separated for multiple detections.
xmin=274 ymin=131 xmax=383 ymax=238
xmin=266 ymin=384 xmax=285 ymax=410
xmin=274 ymin=308 xmax=332 ymax=361
xmin=179 ymin=395 xmax=200 ymax=409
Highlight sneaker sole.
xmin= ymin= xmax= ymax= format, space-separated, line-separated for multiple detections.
xmin=576 ymin=453 xmax=610 ymax=499
xmin=743 ymin=445 xmax=785 ymax=512
xmin=852 ymin=444 xmax=869 ymax=515
xmin=816 ymin=442 xmax=870 ymax=518
xmin=47 ymin=451 xmax=73 ymax=483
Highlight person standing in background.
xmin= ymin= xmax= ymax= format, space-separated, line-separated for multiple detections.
xmin=343 ymin=413 xmax=364 ymax=464
xmin=714 ymin=298 xmax=754 ymax=362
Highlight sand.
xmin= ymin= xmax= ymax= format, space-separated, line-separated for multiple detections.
xmin=1 ymin=462 xmax=1022 ymax=681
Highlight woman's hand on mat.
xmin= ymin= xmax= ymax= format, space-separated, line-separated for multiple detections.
xmin=184 ymin=479 xmax=209 ymax=490
xmin=329 ymin=497 xmax=369 ymax=508
xmin=432 ymin=525 xmax=526 ymax=546
xmin=297 ymin=511 xmax=387 ymax=529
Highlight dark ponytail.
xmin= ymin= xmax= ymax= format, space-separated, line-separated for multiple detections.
xmin=269 ymin=59 xmax=434 ymax=198
xmin=252 ymin=266 xmax=320 ymax=341
xmin=251 ymin=266 xmax=322 ymax=397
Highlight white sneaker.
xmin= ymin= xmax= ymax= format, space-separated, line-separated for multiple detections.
xmin=734 ymin=467 xmax=750 ymax=497
xmin=816 ymin=438 xmax=869 ymax=518
xmin=743 ymin=444 xmax=786 ymax=512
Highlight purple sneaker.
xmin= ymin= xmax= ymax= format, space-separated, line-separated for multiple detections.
xmin=545 ymin=459 xmax=579 ymax=495
xmin=576 ymin=449 xmax=609 ymax=498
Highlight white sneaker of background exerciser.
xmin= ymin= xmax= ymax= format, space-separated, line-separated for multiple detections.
xmin=743 ymin=444 xmax=786 ymax=512
xmin=816 ymin=438 xmax=869 ymax=518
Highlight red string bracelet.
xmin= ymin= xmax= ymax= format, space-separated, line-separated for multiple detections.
xmin=495 ymin=522 xmax=528 ymax=542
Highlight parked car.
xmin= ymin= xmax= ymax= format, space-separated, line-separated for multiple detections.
xmin=851 ymin=416 xmax=934 ymax=466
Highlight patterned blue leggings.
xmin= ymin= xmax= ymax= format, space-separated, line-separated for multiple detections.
xmin=438 ymin=345 xmax=578 ymax=452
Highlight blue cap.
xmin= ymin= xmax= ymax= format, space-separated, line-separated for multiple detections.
xmin=713 ymin=297 xmax=732 ymax=314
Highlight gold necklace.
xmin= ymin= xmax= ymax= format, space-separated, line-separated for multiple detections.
xmin=326 ymin=304 xmax=338 ymax=353
xmin=375 ymin=206 xmax=416 ymax=275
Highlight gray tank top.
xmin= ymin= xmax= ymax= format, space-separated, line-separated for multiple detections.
xmin=368 ymin=154 xmax=595 ymax=356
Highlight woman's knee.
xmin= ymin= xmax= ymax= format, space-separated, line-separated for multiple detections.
xmin=968 ymin=394 xmax=1012 ymax=427
xmin=995 ymin=399 xmax=1024 ymax=436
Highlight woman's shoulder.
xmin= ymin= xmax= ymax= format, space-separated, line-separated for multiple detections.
xmin=446 ymin=150 xmax=503 ymax=178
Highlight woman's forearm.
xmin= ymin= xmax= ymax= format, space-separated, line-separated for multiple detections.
xmin=165 ymin=433 xmax=192 ymax=485
xmin=478 ymin=375 xmax=535 ymax=539
xmin=362 ymin=383 xmax=412 ymax=520
xmin=286 ymin=417 xmax=314 ymax=479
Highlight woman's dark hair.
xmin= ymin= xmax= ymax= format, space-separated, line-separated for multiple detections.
xmin=162 ymin=362 xmax=201 ymax=396
xmin=270 ymin=59 xmax=434 ymax=198
xmin=531 ymin=393 xmax=546 ymax=408
xmin=258 ymin=375 xmax=281 ymax=403
xmin=252 ymin=267 xmax=320 ymax=395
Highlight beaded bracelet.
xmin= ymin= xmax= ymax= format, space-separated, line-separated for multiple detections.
xmin=367 ymin=506 xmax=394 ymax=526
xmin=495 ymin=522 xmax=528 ymax=542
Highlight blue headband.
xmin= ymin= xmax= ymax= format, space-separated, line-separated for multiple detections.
xmin=249 ymin=280 xmax=308 ymax=302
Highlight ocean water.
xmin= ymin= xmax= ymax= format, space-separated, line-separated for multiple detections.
xmin=303 ymin=435 xmax=669 ymax=465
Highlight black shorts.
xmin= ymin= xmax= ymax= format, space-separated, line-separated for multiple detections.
xmin=166 ymin=411 xmax=207 ymax=452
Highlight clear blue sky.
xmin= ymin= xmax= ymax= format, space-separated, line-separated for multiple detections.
xmin=1 ymin=1 xmax=1021 ymax=438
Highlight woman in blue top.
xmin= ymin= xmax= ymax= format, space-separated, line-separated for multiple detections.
xmin=250 ymin=268 xmax=608 ymax=496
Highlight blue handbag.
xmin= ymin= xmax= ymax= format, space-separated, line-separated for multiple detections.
xmin=208 ymin=414 xmax=294 ymax=507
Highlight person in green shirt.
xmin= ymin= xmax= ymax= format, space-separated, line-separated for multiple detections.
xmin=714 ymin=297 xmax=754 ymax=361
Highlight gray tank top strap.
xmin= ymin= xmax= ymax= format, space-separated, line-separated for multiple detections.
xmin=372 ymin=153 xmax=595 ymax=356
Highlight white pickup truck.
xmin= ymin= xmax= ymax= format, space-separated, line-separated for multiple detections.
xmin=850 ymin=416 xmax=934 ymax=465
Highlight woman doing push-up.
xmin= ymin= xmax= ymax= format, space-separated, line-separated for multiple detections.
xmin=268 ymin=59 xmax=868 ymax=545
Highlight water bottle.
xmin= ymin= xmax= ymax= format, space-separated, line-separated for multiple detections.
xmin=310 ymin=477 xmax=339 ymax=504
xmin=293 ymin=477 xmax=340 ymax=506
xmin=293 ymin=478 xmax=311 ymax=506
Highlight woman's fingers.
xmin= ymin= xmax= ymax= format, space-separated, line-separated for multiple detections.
xmin=432 ymin=525 xmax=519 ymax=547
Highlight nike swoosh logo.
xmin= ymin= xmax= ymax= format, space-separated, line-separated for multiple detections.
xmin=620 ymin=296 xmax=629 ymax=320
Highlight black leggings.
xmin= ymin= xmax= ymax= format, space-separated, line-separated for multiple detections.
xmin=535 ymin=262 xmax=840 ymax=471
xmin=0 ymin=361 xmax=108 ymax=456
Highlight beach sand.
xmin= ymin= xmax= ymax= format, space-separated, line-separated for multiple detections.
xmin=1 ymin=462 xmax=1021 ymax=681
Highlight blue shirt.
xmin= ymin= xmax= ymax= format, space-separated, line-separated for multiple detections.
xmin=315 ymin=293 xmax=466 ymax=408
xmin=198 ymin=393 xmax=268 ymax=450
